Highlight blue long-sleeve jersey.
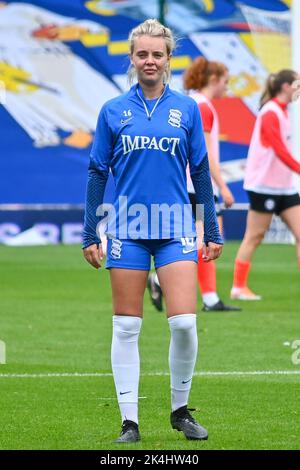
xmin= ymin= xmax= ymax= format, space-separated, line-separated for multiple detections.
xmin=83 ymin=83 xmax=223 ymax=248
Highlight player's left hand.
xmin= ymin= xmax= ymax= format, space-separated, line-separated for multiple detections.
xmin=202 ymin=242 xmax=223 ymax=262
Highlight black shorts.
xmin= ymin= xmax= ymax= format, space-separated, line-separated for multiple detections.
xmin=247 ymin=191 xmax=300 ymax=215
xmin=188 ymin=193 xmax=222 ymax=219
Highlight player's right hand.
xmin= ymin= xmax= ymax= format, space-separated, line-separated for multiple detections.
xmin=83 ymin=243 xmax=103 ymax=269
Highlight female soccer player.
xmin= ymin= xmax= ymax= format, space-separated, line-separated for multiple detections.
xmin=82 ymin=19 xmax=223 ymax=443
xmin=231 ymin=69 xmax=300 ymax=300
xmin=148 ymin=57 xmax=239 ymax=312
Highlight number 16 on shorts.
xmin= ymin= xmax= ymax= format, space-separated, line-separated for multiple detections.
xmin=181 ymin=237 xmax=196 ymax=254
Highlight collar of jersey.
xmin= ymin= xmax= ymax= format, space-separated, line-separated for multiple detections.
xmin=128 ymin=83 xmax=170 ymax=102
xmin=272 ymin=97 xmax=288 ymax=111
xmin=127 ymin=83 xmax=169 ymax=120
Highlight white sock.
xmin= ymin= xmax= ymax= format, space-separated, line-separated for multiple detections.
xmin=168 ymin=314 xmax=198 ymax=412
xmin=154 ymin=273 xmax=160 ymax=285
xmin=111 ymin=315 xmax=142 ymax=424
xmin=202 ymin=292 xmax=219 ymax=307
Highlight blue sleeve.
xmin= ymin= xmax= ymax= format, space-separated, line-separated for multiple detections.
xmin=188 ymin=102 xmax=223 ymax=245
xmin=82 ymin=167 xmax=109 ymax=249
xmin=190 ymin=154 xmax=223 ymax=245
xmin=82 ymin=106 xmax=112 ymax=249
xmin=188 ymin=100 xmax=207 ymax=168
xmin=90 ymin=105 xmax=113 ymax=172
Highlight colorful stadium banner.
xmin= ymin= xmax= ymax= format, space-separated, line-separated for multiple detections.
xmin=0 ymin=0 xmax=292 ymax=242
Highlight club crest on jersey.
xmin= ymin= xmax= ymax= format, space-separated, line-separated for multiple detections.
xmin=168 ymin=109 xmax=182 ymax=128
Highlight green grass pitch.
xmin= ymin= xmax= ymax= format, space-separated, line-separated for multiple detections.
xmin=0 ymin=243 xmax=299 ymax=450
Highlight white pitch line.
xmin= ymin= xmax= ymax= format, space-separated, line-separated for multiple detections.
xmin=0 ymin=370 xmax=300 ymax=379
xmin=96 ymin=397 xmax=147 ymax=400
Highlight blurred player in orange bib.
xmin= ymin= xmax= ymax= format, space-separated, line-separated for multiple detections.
xmin=231 ymin=69 xmax=300 ymax=300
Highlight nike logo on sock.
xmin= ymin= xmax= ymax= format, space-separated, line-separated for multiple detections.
xmin=182 ymin=378 xmax=192 ymax=384
xmin=119 ymin=391 xmax=132 ymax=395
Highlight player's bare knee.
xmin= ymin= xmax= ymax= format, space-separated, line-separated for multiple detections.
xmin=246 ymin=231 xmax=265 ymax=247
